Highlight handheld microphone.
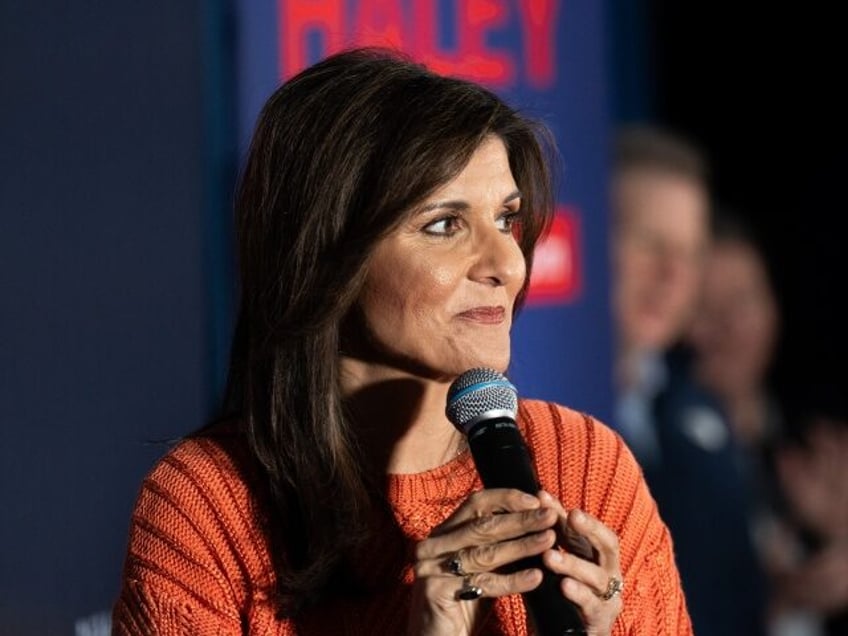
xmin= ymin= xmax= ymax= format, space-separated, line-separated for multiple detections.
xmin=446 ymin=368 xmax=586 ymax=635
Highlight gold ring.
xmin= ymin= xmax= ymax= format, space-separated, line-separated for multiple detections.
xmin=446 ymin=552 xmax=468 ymax=577
xmin=599 ymin=576 xmax=624 ymax=601
xmin=455 ymin=574 xmax=483 ymax=601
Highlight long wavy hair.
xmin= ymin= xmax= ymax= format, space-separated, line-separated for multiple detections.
xmin=221 ymin=47 xmax=557 ymax=614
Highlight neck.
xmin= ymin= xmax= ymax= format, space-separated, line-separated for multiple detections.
xmin=340 ymin=358 xmax=465 ymax=474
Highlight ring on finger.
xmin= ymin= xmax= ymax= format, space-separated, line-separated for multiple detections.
xmin=446 ymin=551 xmax=469 ymax=577
xmin=597 ymin=575 xmax=624 ymax=601
xmin=455 ymin=574 xmax=483 ymax=601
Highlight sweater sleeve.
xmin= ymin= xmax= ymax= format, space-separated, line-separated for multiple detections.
xmin=580 ymin=411 xmax=693 ymax=636
xmin=112 ymin=438 xmax=274 ymax=635
xmin=614 ymin=516 xmax=693 ymax=636
xmin=522 ymin=401 xmax=693 ymax=635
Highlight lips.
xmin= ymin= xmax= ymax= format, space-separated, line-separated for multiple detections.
xmin=457 ymin=306 xmax=506 ymax=324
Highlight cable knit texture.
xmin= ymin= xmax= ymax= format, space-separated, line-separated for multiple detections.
xmin=113 ymin=400 xmax=693 ymax=635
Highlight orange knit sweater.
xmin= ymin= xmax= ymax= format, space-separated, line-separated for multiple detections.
xmin=113 ymin=400 xmax=692 ymax=635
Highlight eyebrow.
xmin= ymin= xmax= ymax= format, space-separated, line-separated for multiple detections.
xmin=419 ymin=189 xmax=522 ymax=213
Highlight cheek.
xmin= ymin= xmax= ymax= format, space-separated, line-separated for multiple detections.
xmin=408 ymin=266 xmax=465 ymax=328
xmin=362 ymin=275 xmax=403 ymax=318
xmin=365 ymin=262 xmax=458 ymax=330
xmin=620 ymin=251 xmax=656 ymax=292
xmin=359 ymin=262 xmax=408 ymax=332
xmin=428 ymin=263 xmax=459 ymax=289
xmin=737 ymin=319 xmax=774 ymax=361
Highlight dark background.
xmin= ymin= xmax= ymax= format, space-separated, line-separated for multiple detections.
xmin=640 ymin=3 xmax=847 ymax=423
xmin=0 ymin=2 xmax=208 ymax=633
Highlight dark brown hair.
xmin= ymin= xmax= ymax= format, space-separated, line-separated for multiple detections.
xmin=222 ymin=47 xmax=556 ymax=613
xmin=614 ymin=124 xmax=708 ymax=183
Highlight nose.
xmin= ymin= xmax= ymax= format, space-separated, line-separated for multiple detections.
xmin=468 ymin=225 xmax=526 ymax=288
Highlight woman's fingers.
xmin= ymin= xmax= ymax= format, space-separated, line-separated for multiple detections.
xmin=417 ymin=489 xmax=557 ymax=563
xmin=542 ymin=547 xmax=609 ymax=595
xmin=470 ymin=568 xmax=544 ymax=599
xmin=432 ymin=488 xmax=542 ymax=536
xmin=460 ymin=506 xmax=557 ymax=547
xmin=462 ymin=528 xmax=556 ymax=573
xmin=539 ymin=491 xmax=597 ymax=562
xmin=539 ymin=509 xmax=621 ymax=596
xmin=561 ymin=575 xmax=623 ymax=630
xmin=535 ymin=498 xmax=623 ymax=632
xmin=563 ymin=508 xmax=621 ymax=574
xmin=414 ymin=489 xmax=625 ymax=627
xmin=415 ymin=509 xmax=556 ymax=577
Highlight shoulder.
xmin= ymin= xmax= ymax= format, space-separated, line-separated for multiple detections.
xmin=518 ymin=398 xmax=631 ymax=473
xmin=518 ymin=399 xmax=638 ymax=498
xmin=518 ymin=399 xmax=663 ymax=549
xmin=121 ymin=424 xmax=272 ymax=597
xmin=139 ymin=425 xmax=258 ymax=522
xmin=114 ymin=426 xmax=278 ymax=631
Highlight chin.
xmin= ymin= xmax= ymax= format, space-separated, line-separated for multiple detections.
xmin=631 ymin=319 xmax=677 ymax=351
xmin=406 ymin=341 xmax=512 ymax=380
xmin=460 ymin=349 xmax=511 ymax=375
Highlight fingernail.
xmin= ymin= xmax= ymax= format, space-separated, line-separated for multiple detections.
xmin=521 ymin=493 xmax=538 ymax=505
xmin=539 ymin=490 xmax=554 ymax=503
xmin=571 ymin=510 xmax=584 ymax=523
xmin=549 ymin=550 xmax=564 ymax=564
xmin=533 ymin=530 xmax=551 ymax=543
xmin=522 ymin=569 xmax=540 ymax=582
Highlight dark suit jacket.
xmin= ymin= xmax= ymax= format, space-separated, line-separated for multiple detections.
xmin=641 ymin=347 xmax=769 ymax=636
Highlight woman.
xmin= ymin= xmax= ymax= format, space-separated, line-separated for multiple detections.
xmin=113 ymin=48 xmax=691 ymax=635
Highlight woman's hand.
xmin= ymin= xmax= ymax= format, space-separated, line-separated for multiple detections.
xmin=408 ymin=488 xmax=555 ymax=635
xmin=538 ymin=491 xmax=623 ymax=635
xmin=407 ymin=489 xmax=623 ymax=636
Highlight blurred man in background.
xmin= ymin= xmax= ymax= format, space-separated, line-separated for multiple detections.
xmin=609 ymin=125 xmax=768 ymax=635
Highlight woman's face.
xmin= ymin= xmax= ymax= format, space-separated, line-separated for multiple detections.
xmin=350 ymin=136 xmax=526 ymax=381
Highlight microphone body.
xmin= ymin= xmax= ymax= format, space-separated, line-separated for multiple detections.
xmin=447 ymin=369 xmax=587 ymax=636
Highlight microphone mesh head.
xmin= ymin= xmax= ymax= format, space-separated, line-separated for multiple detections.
xmin=446 ymin=368 xmax=518 ymax=434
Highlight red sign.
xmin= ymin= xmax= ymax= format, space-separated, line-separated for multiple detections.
xmin=526 ymin=206 xmax=581 ymax=305
xmin=278 ymin=0 xmax=559 ymax=88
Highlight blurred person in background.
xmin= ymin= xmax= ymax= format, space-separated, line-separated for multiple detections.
xmin=688 ymin=211 xmax=848 ymax=635
xmin=609 ymin=126 xmax=768 ymax=635
xmin=687 ymin=212 xmax=782 ymax=461
xmin=686 ymin=212 xmax=799 ymax=632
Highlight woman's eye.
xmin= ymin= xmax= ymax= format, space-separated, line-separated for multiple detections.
xmin=423 ymin=216 xmax=460 ymax=236
xmin=497 ymin=211 xmax=522 ymax=233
